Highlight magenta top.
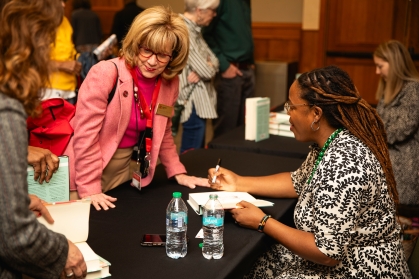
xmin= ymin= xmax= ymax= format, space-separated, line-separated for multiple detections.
xmin=118 ymin=68 xmax=156 ymax=148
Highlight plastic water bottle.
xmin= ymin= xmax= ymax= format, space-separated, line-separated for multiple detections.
xmin=166 ymin=192 xmax=188 ymax=259
xmin=202 ymin=194 xmax=224 ymax=259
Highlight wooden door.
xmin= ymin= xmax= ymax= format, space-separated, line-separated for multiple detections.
xmin=322 ymin=0 xmax=418 ymax=105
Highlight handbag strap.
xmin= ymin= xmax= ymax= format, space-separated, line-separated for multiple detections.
xmin=107 ymin=61 xmax=119 ymax=104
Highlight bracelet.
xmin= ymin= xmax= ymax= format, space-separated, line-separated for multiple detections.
xmin=257 ymin=215 xmax=271 ymax=232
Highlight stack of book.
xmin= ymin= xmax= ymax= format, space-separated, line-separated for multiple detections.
xmin=269 ymin=111 xmax=294 ymax=137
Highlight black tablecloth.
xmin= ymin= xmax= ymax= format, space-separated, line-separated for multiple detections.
xmin=87 ymin=149 xmax=305 ymax=279
xmin=207 ymin=126 xmax=311 ymax=159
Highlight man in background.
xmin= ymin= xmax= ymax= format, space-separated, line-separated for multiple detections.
xmin=111 ymin=0 xmax=144 ymax=48
xmin=203 ymin=0 xmax=255 ymax=139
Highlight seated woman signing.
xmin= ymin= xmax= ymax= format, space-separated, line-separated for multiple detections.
xmin=208 ymin=65 xmax=412 ymax=278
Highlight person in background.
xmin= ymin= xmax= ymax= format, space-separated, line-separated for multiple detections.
xmin=202 ymin=0 xmax=255 ymax=139
xmin=42 ymin=0 xmax=81 ymax=104
xmin=374 ymin=40 xmax=419 ymax=217
xmin=71 ymin=0 xmax=102 ymax=53
xmin=64 ymin=6 xmax=210 ymax=211
xmin=111 ymin=0 xmax=144 ymax=49
xmin=178 ymin=0 xmax=219 ymax=153
xmin=0 ymin=0 xmax=86 ymax=278
xmin=208 ymin=66 xmax=411 ymax=278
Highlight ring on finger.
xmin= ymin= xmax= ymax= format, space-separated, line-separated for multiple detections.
xmin=66 ymin=272 xmax=74 ymax=277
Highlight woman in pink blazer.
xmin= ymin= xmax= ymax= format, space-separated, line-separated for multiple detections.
xmin=64 ymin=6 xmax=209 ymax=211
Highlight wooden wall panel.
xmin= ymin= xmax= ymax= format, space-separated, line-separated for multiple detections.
xmin=326 ymin=0 xmax=395 ymax=52
xmin=299 ymin=0 xmax=327 ymax=73
xmin=252 ymin=23 xmax=301 ymax=62
xmin=299 ymin=31 xmax=320 ymax=73
xmin=326 ymin=57 xmax=380 ymax=105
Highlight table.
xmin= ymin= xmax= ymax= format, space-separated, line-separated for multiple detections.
xmin=207 ymin=125 xmax=311 ymax=159
xmin=87 ymin=149 xmax=305 ymax=279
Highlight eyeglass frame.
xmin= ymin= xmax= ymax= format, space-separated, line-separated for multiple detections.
xmin=284 ymin=101 xmax=314 ymax=113
xmin=138 ymin=46 xmax=172 ymax=63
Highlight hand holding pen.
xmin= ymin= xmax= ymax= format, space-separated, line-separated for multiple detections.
xmin=211 ymin=158 xmax=221 ymax=183
xmin=208 ymin=160 xmax=239 ymax=192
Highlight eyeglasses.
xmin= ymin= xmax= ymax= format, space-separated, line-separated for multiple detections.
xmin=284 ymin=101 xmax=313 ymax=113
xmin=139 ymin=46 xmax=172 ymax=63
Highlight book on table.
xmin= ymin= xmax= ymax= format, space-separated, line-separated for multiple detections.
xmin=37 ymin=200 xmax=111 ymax=278
xmin=188 ymin=191 xmax=274 ymax=215
xmin=269 ymin=111 xmax=294 ymax=138
xmin=245 ymin=97 xmax=270 ymax=142
xmin=86 ymin=256 xmax=111 ymax=279
xmin=27 ymin=156 xmax=70 ymax=202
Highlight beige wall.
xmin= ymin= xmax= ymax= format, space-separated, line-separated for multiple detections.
xmin=137 ymin=0 xmax=303 ymax=22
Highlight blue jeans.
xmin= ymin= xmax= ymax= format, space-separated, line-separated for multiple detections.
xmin=180 ymin=105 xmax=206 ymax=153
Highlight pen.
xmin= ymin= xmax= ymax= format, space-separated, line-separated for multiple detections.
xmin=211 ymin=158 xmax=221 ymax=183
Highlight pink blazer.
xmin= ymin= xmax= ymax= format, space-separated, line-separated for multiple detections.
xmin=64 ymin=57 xmax=186 ymax=198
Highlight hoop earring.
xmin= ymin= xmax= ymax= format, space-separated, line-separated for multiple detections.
xmin=311 ymin=120 xmax=320 ymax=131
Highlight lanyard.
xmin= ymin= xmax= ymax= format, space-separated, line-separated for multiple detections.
xmin=130 ymin=68 xmax=162 ymax=153
xmin=130 ymin=68 xmax=162 ymax=177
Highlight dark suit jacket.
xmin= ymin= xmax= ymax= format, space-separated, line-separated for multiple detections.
xmin=111 ymin=2 xmax=144 ymax=48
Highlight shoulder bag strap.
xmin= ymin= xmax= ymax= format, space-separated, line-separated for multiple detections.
xmin=107 ymin=61 xmax=119 ymax=104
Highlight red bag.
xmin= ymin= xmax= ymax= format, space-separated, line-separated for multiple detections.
xmin=27 ymin=98 xmax=75 ymax=156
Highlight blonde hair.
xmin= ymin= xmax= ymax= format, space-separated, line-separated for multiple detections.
xmin=184 ymin=0 xmax=219 ymax=13
xmin=374 ymin=40 xmax=419 ymax=104
xmin=121 ymin=6 xmax=189 ymax=80
xmin=0 ymin=0 xmax=63 ymax=116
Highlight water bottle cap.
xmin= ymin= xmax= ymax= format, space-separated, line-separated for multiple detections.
xmin=209 ymin=194 xmax=218 ymax=199
xmin=173 ymin=192 xmax=182 ymax=198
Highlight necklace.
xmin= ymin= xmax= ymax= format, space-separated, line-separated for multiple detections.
xmin=306 ymin=128 xmax=343 ymax=185
xmin=133 ymin=86 xmax=144 ymax=119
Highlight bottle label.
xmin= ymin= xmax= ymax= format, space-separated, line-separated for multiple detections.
xmin=203 ymin=216 xmax=223 ymax=226
xmin=169 ymin=212 xmax=188 ymax=227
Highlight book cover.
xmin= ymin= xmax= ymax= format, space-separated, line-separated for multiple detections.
xmin=93 ymin=34 xmax=117 ymax=61
xmin=188 ymin=191 xmax=274 ymax=215
xmin=245 ymin=97 xmax=270 ymax=142
xmin=27 ymin=155 xmax=69 ymax=202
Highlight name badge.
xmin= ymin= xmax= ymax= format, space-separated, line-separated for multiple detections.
xmin=156 ymin=103 xmax=173 ymax=118
xmin=131 ymin=170 xmax=142 ymax=191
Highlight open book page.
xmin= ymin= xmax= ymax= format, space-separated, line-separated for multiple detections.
xmin=37 ymin=200 xmax=104 ymax=273
xmin=27 ymin=156 xmax=69 ymax=202
xmin=188 ymin=191 xmax=273 ymax=215
xmin=37 ymin=200 xmax=91 ymax=243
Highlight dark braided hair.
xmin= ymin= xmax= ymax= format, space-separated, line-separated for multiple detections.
xmin=297 ymin=65 xmax=399 ymax=206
